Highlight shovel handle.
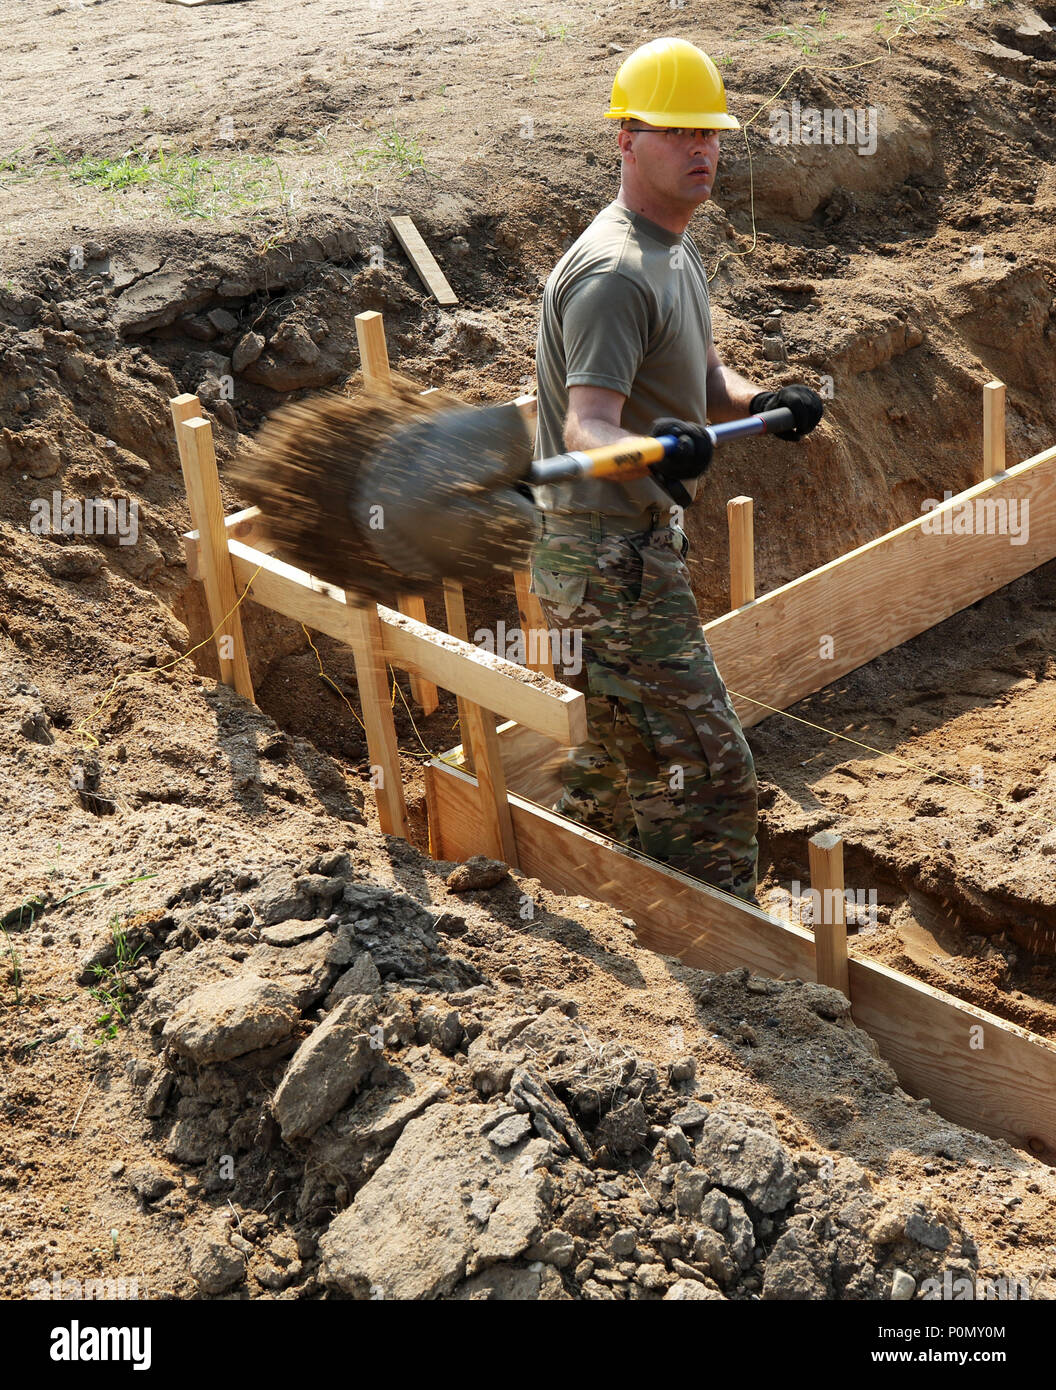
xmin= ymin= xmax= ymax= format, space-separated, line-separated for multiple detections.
xmin=527 ymin=407 xmax=796 ymax=487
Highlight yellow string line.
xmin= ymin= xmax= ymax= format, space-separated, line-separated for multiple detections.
xmin=301 ymin=624 xmax=367 ymax=733
xmin=71 ymin=562 xmax=265 ymax=747
xmin=727 ymin=688 xmax=1037 ymax=822
xmin=389 ymin=666 xmax=437 ymax=760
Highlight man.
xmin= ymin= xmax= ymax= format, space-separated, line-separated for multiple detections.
xmin=530 ymin=36 xmax=824 ymax=902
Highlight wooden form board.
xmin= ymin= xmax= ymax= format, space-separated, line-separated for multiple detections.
xmin=706 ymin=442 xmax=1056 ymax=729
xmin=427 ymin=757 xmax=1056 ymax=1161
xmin=224 ymin=539 xmax=587 ymax=745
xmin=388 ymin=216 xmax=457 ymax=306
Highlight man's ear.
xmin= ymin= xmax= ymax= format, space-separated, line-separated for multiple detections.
xmin=617 ymin=129 xmax=636 ymax=162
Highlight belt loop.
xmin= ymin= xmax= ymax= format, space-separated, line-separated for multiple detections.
xmin=590 ymin=511 xmax=604 ymax=542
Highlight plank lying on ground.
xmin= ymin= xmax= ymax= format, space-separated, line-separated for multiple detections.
xmin=388 ymin=216 xmax=457 ymax=306
xmin=705 ymin=443 xmax=1056 ymax=728
xmin=427 ymin=758 xmax=1056 ymax=1162
xmin=225 ymin=540 xmax=587 ymax=744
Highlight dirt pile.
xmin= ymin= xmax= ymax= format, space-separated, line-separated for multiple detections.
xmin=3 ymin=844 xmax=1050 ymax=1301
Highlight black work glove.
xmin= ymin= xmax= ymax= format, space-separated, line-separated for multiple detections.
xmin=650 ymin=417 xmax=715 ymax=480
xmin=749 ymin=385 xmax=824 ymax=442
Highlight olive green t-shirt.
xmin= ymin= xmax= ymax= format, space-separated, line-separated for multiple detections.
xmin=533 ymin=201 xmax=713 ymax=518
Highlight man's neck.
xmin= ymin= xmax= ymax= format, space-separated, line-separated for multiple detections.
xmin=615 ymin=188 xmax=694 ymax=238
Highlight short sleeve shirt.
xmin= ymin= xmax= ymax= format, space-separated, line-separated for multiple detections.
xmin=533 ymin=202 xmax=713 ymax=517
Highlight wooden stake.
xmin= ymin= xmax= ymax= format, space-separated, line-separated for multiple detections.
xmin=442 ymin=578 xmax=476 ymax=772
xmin=727 ymin=495 xmax=755 ymax=609
xmin=345 ymin=601 xmax=410 ymax=840
xmin=355 ymin=310 xmax=392 ymax=392
xmin=983 ymin=379 xmax=1006 ymax=480
xmin=808 ymin=829 xmax=850 ymax=999
xmin=170 ymin=397 xmax=254 ymax=701
xmin=395 ymin=594 xmax=440 ymax=715
xmin=458 ymin=701 xmax=518 ymax=868
xmin=514 ymin=571 xmax=556 ymax=678
xmin=388 ymin=215 xmax=458 ymax=306
xmin=353 ymin=311 xmax=439 ymax=712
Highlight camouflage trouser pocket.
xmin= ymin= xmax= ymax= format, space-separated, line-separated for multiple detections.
xmin=528 ymin=566 xmax=588 ymax=623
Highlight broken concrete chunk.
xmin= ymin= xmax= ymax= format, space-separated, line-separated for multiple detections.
xmin=695 ymin=1111 xmax=798 ymax=1214
xmin=319 ymin=1103 xmax=549 ymax=1300
xmin=162 ymin=975 xmax=299 ymax=1063
xmin=272 ymin=996 xmax=379 ymax=1141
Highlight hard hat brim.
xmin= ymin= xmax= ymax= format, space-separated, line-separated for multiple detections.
xmin=604 ymin=107 xmax=740 ymax=130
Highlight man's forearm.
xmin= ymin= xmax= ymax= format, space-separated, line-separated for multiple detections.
xmin=564 ymin=414 xmax=635 ymax=452
xmin=706 ymin=362 xmax=763 ymax=423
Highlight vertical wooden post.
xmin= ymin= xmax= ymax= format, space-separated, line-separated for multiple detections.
xmin=442 ymin=578 xmax=476 ymax=773
xmin=727 ymin=495 xmax=755 ymax=610
xmin=983 ymin=380 xmax=1006 ymax=480
xmin=355 ymin=309 xmax=439 ymax=714
xmin=171 ymin=396 xmax=254 ymax=701
xmin=345 ymin=601 xmax=410 ymax=840
xmin=808 ymin=829 xmax=850 ymax=999
xmin=354 ymin=310 xmax=392 ymax=392
xmin=460 ymin=700 xmax=519 ymax=869
xmin=514 ymin=571 xmax=556 ymax=679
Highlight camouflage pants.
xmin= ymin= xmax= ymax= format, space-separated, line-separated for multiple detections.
xmin=529 ymin=519 xmax=759 ymax=901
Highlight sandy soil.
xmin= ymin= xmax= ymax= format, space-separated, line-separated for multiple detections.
xmin=3 ymin=0 xmax=1056 ymax=1303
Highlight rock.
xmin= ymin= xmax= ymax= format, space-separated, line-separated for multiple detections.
xmin=41 ymin=546 xmax=103 ymax=580
xmin=798 ymin=981 xmax=852 ymax=1019
xmin=127 ymin=1165 xmax=175 ymax=1204
xmin=487 ymin=1113 xmax=533 ymax=1149
xmin=762 ymin=1227 xmax=829 ymax=1300
xmin=527 ymin=1229 xmax=576 ymax=1268
xmin=675 ymin=1170 xmax=708 ymax=1216
xmin=245 ymin=932 xmax=340 ymax=1008
xmin=319 ymin=1103 xmax=550 ymax=1299
xmin=272 ymin=996 xmax=378 ymax=1141
xmin=695 ymin=1111 xmax=797 ymax=1213
xmin=664 ymin=1278 xmax=724 ymax=1300
xmin=610 ymin=1228 xmax=637 ymax=1258
xmin=446 ymin=856 xmax=510 ymax=892
xmin=260 ymin=919 xmax=328 ymax=947
xmin=114 ymin=269 xmax=213 ymax=335
xmin=309 ymin=1076 xmax=448 ymax=1181
xmin=19 ymin=705 xmax=54 ymax=743
xmin=22 ymin=437 xmax=61 ymax=479
xmin=670 ymin=1100 xmax=710 ymax=1131
xmin=207 ymin=308 xmax=239 ymax=333
xmin=162 ymin=975 xmax=299 ymax=1063
xmin=327 ymin=952 xmax=382 ymax=1005
xmin=415 ymin=1005 xmax=462 ymax=1055
xmin=183 ymin=1221 xmax=245 ymax=1295
xmin=762 ymin=334 xmax=786 ymax=362
xmin=452 ymin=1264 xmax=566 ymax=1300
xmin=469 ymin=1049 xmax=519 ymax=1097
xmin=905 ymin=1210 xmax=951 ymax=1252
xmin=891 ymin=1268 xmax=916 ymax=1300
xmin=669 ymin=1056 xmax=696 ymax=1083
xmin=700 ymin=1189 xmax=755 ymax=1270
xmin=143 ymin=1069 xmax=175 ymax=1118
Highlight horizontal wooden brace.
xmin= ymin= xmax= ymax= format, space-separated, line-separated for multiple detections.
xmin=225 ymin=540 xmax=587 ymax=745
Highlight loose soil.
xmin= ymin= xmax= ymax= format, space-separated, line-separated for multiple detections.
xmin=3 ymin=0 xmax=1056 ymax=1301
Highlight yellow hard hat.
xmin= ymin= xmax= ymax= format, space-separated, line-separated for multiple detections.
xmin=604 ymin=37 xmax=740 ymax=130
